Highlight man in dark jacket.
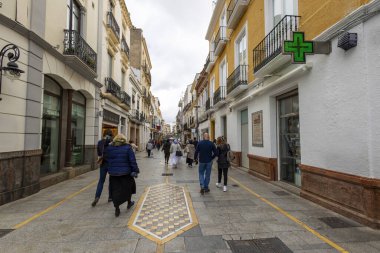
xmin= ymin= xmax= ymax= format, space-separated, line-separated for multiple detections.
xmin=92 ymin=129 xmax=113 ymax=207
xmin=194 ymin=133 xmax=217 ymax=195
xmin=105 ymin=134 xmax=139 ymax=217
xmin=161 ymin=139 xmax=171 ymax=165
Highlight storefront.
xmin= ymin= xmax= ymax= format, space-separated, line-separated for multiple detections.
xmin=71 ymin=91 xmax=86 ymax=166
xmin=102 ymin=109 xmax=119 ymax=137
xmin=278 ymin=90 xmax=301 ymax=187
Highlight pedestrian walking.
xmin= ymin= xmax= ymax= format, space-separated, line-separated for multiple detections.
xmin=104 ymin=134 xmax=139 ymax=217
xmin=185 ymin=140 xmax=195 ymax=167
xmin=156 ymin=140 xmax=161 ymax=151
xmin=194 ymin=133 xmax=217 ymax=195
xmin=146 ymin=140 xmax=154 ymax=157
xmin=170 ymin=139 xmax=182 ymax=168
xmin=91 ymin=130 xmax=113 ymax=207
xmin=216 ymin=136 xmax=230 ymax=192
xmin=193 ymin=137 xmax=198 ymax=149
xmin=161 ymin=139 xmax=171 ymax=165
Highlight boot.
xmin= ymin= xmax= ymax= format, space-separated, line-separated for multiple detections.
xmin=91 ymin=197 xmax=99 ymax=207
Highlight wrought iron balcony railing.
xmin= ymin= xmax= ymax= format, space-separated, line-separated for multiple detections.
xmin=131 ymin=109 xmax=140 ymax=120
xmin=213 ymin=86 xmax=226 ymax=105
xmin=206 ymin=98 xmax=213 ymax=111
xmin=121 ymin=36 xmax=130 ymax=57
xmin=214 ymin=26 xmax=227 ymax=51
xmin=107 ymin=11 xmax=120 ymax=40
xmin=63 ymin=30 xmax=97 ymax=72
xmin=121 ymin=91 xmax=131 ymax=107
xmin=227 ymin=65 xmax=248 ymax=94
xmin=105 ymin=77 xmax=121 ymax=100
xmin=253 ymin=15 xmax=300 ymax=72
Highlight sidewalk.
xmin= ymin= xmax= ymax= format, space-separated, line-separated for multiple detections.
xmin=0 ymin=152 xmax=379 ymax=253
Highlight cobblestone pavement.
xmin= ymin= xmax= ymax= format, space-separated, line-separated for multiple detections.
xmin=0 ymin=152 xmax=380 ymax=253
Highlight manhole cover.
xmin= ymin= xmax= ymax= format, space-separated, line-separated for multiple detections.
xmin=319 ymin=217 xmax=361 ymax=228
xmin=273 ymin=191 xmax=290 ymax=196
xmin=162 ymin=173 xmax=173 ymax=176
xmin=0 ymin=229 xmax=14 ymax=238
xmin=228 ymin=238 xmax=293 ymax=253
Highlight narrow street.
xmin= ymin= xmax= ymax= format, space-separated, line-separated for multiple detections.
xmin=0 ymin=152 xmax=379 ymax=253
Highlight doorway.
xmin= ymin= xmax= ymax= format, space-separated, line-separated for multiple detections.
xmin=278 ymin=91 xmax=301 ymax=186
xmin=210 ymin=120 xmax=215 ymax=140
xmin=241 ymin=109 xmax=249 ymax=168
xmin=221 ymin=116 xmax=227 ymax=140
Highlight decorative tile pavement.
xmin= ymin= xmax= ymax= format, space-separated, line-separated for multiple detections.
xmin=128 ymin=183 xmax=198 ymax=244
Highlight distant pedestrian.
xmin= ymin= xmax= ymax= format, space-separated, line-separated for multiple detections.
xmin=194 ymin=133 xmax=217 ymax=195
xmin=156 ymin=141 xmax=161 ymax=151
xmin=216 ymin=136 xmax=230 ymax=192
xmin=193 ymin=137 xmax=198 ymax=149
xmin=146 ymin=140 xmax=154 ymax=157
xmin=104 ymin=134 xmax=139 ymax=217
xmin=161 ymin=139 xmax=171 ymax=165
xmin=170 ymin=139 xmax=182 ymax=168
xmin=129 ymin=140 xmax=138 ymax=153
xmin=185 ymin=140 xmax=195 ymax=167
xmin=92 ymin=129 xmax=113 ymax=207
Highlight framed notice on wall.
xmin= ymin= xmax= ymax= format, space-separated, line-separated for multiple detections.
xmin=252 ymin=111 xmax=263 ymax=147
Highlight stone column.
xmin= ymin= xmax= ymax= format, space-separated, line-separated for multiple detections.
xmin=65 ymin=90 xmax=73 ymax=167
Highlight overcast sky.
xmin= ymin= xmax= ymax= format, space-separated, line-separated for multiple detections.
xmin=126 ymin=0 xmax=214 ymax=123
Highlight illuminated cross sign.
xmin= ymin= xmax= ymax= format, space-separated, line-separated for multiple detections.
xmin=283 ymin=32 xmax=314 ymax=64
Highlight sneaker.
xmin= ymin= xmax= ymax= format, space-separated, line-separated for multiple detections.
xmin=216 ymin=183 xmax=221 ymax=188
xmin=223 ymin=186 xmax=227 ymax=192
xmin=127 ymin=201 xmax=135 ymax=210
xmin=204 ymin=188 xmax=210 ymax=193
xmin=115 ymin=207 xmax=120 ymax=217
xmin=91 ymin=197 xmax=99 ymax=207
xmin=200 ymin=188 xmax=205 ymax=195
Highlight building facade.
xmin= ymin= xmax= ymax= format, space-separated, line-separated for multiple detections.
xmin=179 ymin=0 xmax=380 ymax=228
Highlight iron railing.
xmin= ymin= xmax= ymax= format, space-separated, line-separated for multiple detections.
xmin=105 ymin=77 xmax=121 ymax=100
xmin=214 ymin=26 xmax=227 ymax=51
xmin=227 ymin=0 xmax=238 ymax=24
xmin=121 ymin=36 xmax=130 ymax=57
xmin=213 ymin=86 xmax=226 ymax=105
xmin=131 ymin=109 xmax=139 ymax=120
xmin=253 ymin=15 xmax=300 ymax=72
xmin=205 ymin=51 xmax=214 ymax=69
xmin=107 ymin=11 xmax=120 ymax=39
xmin=63 ymin=30 xmax=97 ymax=72
xmin=227 ymin=65 xmax=248 ymax=94
xmin=121 ymin=91 xmax=131 ymax=107
xmin=206 ymin=98 xmax=213 ymax=111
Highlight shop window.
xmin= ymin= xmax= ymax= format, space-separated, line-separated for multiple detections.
xmin=71 ymin=91 xmax=86 ymax=166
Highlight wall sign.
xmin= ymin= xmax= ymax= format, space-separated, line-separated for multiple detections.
xmin=283 ymin=32 xmax=314 ymax=64
xmin=252 ymin=111 xmax=263 ymax=147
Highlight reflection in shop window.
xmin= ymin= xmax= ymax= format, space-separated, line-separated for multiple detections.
xmin=71 ymin=91 xmax=86 ymax=166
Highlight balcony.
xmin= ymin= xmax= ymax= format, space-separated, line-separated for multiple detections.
xmin=205 ymin=51 xmax=215 ymax=73
xmin=120 ymin=91 xmax=131 ymax=108
xmin=107 ymin=11 xmax=120 ymax=44
xmin=227 ymin=0 xmax=250 ymax=30
xmin=143 ymin=64 xmax=151 ymax=84
xmin=227 ymin=65 xmax=248 ymax=98
xmin=63 ymin=30 xmax=97 ymax=72
xmin=213 ymin=86 xmax=227 ymax=108
xmin=253 ymin=15 xmax=300 ymax=77
xmin=121 ymin=36 xmax=130 ymax=58
xmin=140 ymin=113 xmax=145 ymax=122
xmin=214 ymin=26 xmax=227 ymax=56
xmin=206 ymin=98 xmax=213 ymax=112
xmin=130 ymin=109 xmax=140 ymax=122
xmin=105 ymin=77 xmax=121 ymax=100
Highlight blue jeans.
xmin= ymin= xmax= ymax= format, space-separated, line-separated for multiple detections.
xmin=95 ymin=165 xmax=111 ymax=199
xmin=198 ymin=162 xmax=213 ymax=190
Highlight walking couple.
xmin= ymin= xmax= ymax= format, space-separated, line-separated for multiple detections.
xmin=92 ymin=131 xmax=139 ymax=217
xmin=195 ymin=133 xmax=232 ymax=194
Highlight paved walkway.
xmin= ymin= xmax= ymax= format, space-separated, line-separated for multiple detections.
xmin=0 ymin=152 xmax=379 ymax=253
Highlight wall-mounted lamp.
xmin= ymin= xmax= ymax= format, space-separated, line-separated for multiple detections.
xmin=0 ymin=44 xmax=25 ymax=101
xmin=338 ymin=32 xmax=357 ymax=51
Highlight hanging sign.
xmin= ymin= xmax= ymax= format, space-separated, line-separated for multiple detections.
xmin=283 ymin=32 xmax=314 ymax=64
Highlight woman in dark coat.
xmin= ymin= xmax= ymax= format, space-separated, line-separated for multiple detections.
xmin=104 ymin=134 xmax=139 ymax=217
xmin=161 ymin=139 xmax=171 ymax=165
xmin=216 ymin=136 xmax=230 ymax=192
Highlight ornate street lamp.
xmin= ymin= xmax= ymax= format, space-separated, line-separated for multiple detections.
xmin=0 ymin=44 xmax=25 ymax=101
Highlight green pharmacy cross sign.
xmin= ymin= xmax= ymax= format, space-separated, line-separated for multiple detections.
xmin=283 ymin=32 xmax=314 ymax=64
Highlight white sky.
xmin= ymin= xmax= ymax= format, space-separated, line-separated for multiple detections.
xmin=126 ymin=0 xmax=214 ymax=123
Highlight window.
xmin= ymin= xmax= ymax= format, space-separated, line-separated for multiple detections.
xmin=220 ymin=60 xmax=227 ymax=87
xmin=236 ymin=29 xmax=247 ymax=66
xmin=71 ymin=91 xmax=86 ymax=166
xmin=66 ymin=0 xmax=81 ymax=32
xmin=121 ymin=70 xmax=126 ymax=90
xmin=210 ymin=77 xmax=215 ymax=104
xmin=108 ymin=53 xmax=113 ymax=78
xmin=273 ymin=0 xmax=294 ymax=25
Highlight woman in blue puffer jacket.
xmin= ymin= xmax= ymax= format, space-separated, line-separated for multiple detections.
xmin=104 ymin=134 xmax=139 ymax=217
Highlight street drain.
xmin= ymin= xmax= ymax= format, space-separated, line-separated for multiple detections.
xmin=231 ymin=184 xmax=239 ymax=187
xmin=227 ymin=238 xmax=293 ymax=253
xmin=162 ymin=173 xmax=173 ymax=176
xmin=273 ymin=191 xmax=290 ymax=196
xmin=319 ymin=217 xmax=361 ymax=228
xmin=0 ymin=229 xmax=14 ymax=238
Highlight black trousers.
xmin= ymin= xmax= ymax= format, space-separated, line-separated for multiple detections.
xmin=164 ymin=152 xmax=170 ymax=163
xmin=218 ymin=166 xmax=229 ymax=186
xmin=147 ymin=150 xmax=151 ymax=157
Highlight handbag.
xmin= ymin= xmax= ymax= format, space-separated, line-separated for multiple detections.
xmin=175 ymin=145 xmax=183 ymax=157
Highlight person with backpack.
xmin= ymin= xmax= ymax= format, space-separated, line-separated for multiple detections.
xmin=146 ymin=140 xmax=154 ymax=158
xmin=91 ymin=129 xmax=113 ymax=207
xmin=216 ymin=136 xmax=232 ymax=192
xmin=170 ymin=139 xmax=182 ymax=168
